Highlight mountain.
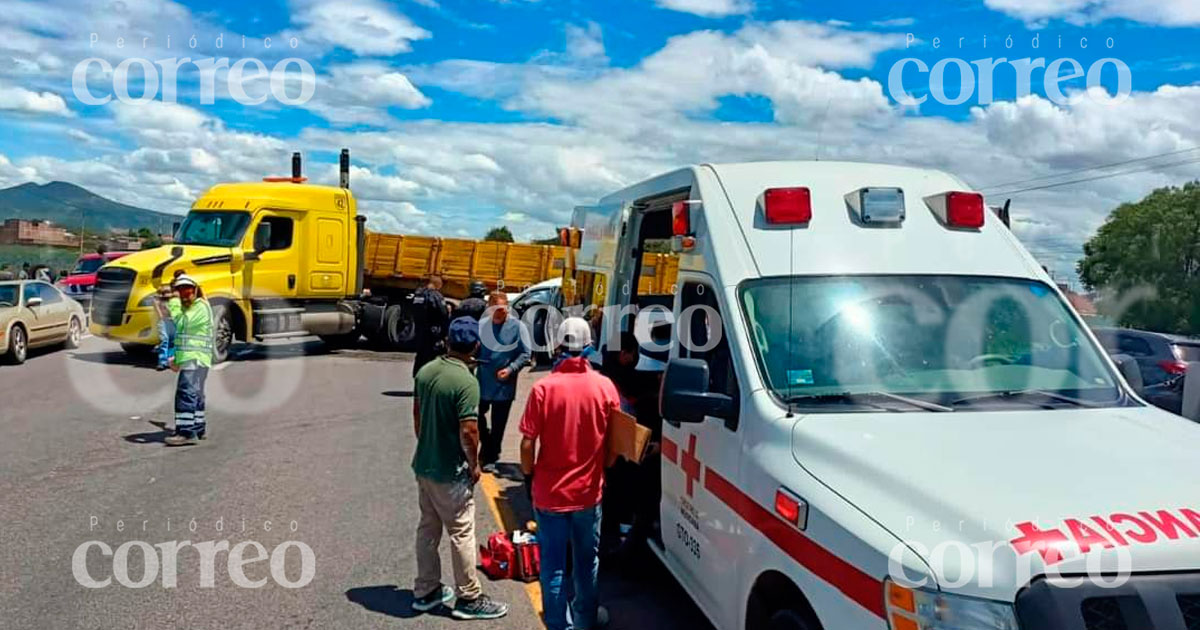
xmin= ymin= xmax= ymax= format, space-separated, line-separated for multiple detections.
xmin=0 ymin=181 xmax=182 ymax=233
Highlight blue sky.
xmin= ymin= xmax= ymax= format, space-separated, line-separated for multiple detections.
xmin=1 ymin=0 xmax=1199 ymax=283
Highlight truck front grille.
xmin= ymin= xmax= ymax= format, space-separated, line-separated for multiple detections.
xmin=1017 ymin=573 xmax=1200 ymax=630
xmin=91 ymin=267 xmax=136 ymax=326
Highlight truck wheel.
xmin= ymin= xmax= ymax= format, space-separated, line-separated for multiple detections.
xmin=384 ymin=304 xmax=416 ymax=351
xmin=64 ymin=317 xmax=82 ymax=349
xmin=768 ymin=610 xmax=816 ymax=630
xmin=3 ymin=325 xmax=27 ymax=365
xmin=211 ymin=302 xmax=234 ymax=364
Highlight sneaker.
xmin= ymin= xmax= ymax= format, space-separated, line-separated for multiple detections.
xmin=451 ymin=595 xmax=508 ymax=620
xmin=164 ymin=433 xmax=195 ymax=447
xmin=412 ymin=585 xmax=453 ymax=612
xmin=481 ymin=462 xmax=498 ymax=475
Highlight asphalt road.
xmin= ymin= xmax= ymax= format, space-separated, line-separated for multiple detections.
xmin=0 ymin=336 xmax=711 ymax=630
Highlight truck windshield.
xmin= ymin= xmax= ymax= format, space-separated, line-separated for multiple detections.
xmin=72 ymin=258 xmax=104 ymax=274
xmin=739 ymin=275 xmax=1123 ymax=409
xmin=175 ymin=211 xmax=251 ymax=247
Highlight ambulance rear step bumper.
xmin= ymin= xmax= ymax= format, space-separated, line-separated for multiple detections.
xmin=1016 ymin=572 xmax=1200 ymax=630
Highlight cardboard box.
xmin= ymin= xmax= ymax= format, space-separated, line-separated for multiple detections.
xmin=606 ymin=409 xmax=652 ymax=467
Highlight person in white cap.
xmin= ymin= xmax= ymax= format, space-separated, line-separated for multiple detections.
xmin=164 ymin=274 xmax=214 ymax=447
xmin=518 ymin=317 xmax=619 ymax=630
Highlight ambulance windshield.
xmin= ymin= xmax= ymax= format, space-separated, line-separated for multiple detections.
xmin=738 ymin=275 xmax=1123 ymax=409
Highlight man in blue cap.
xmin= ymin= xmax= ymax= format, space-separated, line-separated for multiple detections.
xmin=411 ymin=316 xmax=509 ymax=621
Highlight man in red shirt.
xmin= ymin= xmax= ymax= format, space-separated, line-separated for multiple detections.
xmin=519 ymin=317 xmax=619 ymax=630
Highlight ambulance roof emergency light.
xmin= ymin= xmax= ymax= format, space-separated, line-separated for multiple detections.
xmin=925 ymin=191 xmax=985 ymax=229
xmin=845 ymin=187 xmax=905 ymax=224
xmin=763 ymin=187 xmax=812 ymax=225
xmin=672 ymin=200 xmax=701 ymax=252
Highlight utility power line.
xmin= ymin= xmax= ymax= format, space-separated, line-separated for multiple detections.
xmin=978 ymin=145 xmax=1200 ymax=192
xmin=989 ymin=154 xmax=1200 ymax=197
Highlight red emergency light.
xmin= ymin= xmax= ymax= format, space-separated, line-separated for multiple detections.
xmin=925 ymin=191 xmax=985 ymax=229
xmin=764 ymin=187 xmax=812 ymax=225
xmin=672 ymin=200 xmax=692 ymax=236
xmin=774 ymin=488 xmax=806 ymax=528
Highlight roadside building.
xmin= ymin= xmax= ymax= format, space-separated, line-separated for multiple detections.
xmin=0 ymin=219 xmax=78 ymax=247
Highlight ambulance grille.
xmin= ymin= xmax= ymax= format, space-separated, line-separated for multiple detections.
xmin=91 ymin=267 xmax=135 ymax=326
xmin=1017 ymin=573 xmax=1200 ymax=630
xmin=1081 ymin=597 xmax=1128 ymax=630
xmin=1180 ymin=594 xmax=1200 ymax=630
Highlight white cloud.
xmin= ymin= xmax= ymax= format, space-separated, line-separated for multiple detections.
xmin=0 ymin=85 xmax=70 ymax=116
xmin=654 ymin=0 xmax=754 ymax=18
xmin=298 ymin=62 xmax=432 ymax=125
xmin=984 ymin=0 xmax=1200 ymax=25
xmin=290 ymin=0 xmax=431 ymax=56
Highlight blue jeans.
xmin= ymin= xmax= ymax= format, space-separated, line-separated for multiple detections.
xmin=535 ymin=503 xmax=602 ymax=630
xmin=157 ymin=319 xmax=176 ymax=367
xmin=174 ymin=365 xmax=208 ymax=437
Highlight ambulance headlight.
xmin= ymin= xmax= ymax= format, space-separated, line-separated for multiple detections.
xmin=885 ymin=580 xmax=1018 ymax=630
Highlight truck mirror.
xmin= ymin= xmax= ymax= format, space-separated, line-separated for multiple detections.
xmin=661 ymin=357 xmax=734 ymax=425
xmin=254 ymin=223 xmax=272 ymax=253
xmin=1112 ymin=353 xmax=1143 ymax=395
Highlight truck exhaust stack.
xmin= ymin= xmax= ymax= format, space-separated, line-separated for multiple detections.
xmin=340 ymin=149 xmax=350 ymax=189
xmin=292 ymin=152 xmax=302 ymax=180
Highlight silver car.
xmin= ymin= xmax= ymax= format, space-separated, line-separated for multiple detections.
xmin=0 ymin=280 xmax=87 ymax=365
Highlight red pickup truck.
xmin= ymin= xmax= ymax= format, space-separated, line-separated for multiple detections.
xmin=58 ymin=251 xmax=133 ymax=302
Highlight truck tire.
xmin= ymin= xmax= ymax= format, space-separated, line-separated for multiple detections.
xmin=384 ymin=304 xmax=416 ymax=351
xmin=211 ymin=302 xmax=234 ymax=364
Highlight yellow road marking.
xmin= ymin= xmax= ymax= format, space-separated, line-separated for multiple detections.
xmin=479 ymin=472 xmax=544 ymax=622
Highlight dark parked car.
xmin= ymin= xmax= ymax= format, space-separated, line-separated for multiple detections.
xmin=1092 ymin=327 xmax=1200 ymax=415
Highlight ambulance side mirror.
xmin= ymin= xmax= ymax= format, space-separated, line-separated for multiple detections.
xmin=661 ymin=358 xmax=734 ymax=425
xmin=1112 ymin=353 xmax=1143 ymax=395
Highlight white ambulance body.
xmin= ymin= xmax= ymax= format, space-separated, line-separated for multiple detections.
xmin=572 ymin=161 xmax=1200 ymax=630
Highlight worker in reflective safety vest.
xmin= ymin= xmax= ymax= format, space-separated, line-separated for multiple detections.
xmin=164 ymin=274 xmax=214 ymax=447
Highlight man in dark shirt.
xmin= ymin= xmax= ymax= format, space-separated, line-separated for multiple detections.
xmin=412 ymin=274 xmax=449 ymax=378
xmin=452 ymin=279 xmax=488 ymax=321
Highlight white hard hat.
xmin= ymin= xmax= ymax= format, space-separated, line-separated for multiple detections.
xmin=172 ymin=274 xmax=198 ymax=289
xmin=556 ymin=317 xmax=593 ymax=352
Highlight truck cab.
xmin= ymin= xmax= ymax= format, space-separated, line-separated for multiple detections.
xmin=90 ymin=179 xmax=362 ymax=362
xmin=573 ymin=161 xmax=1200 ymax=630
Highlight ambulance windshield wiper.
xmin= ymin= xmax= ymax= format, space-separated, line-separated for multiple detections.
xmin=949 ymin=389 xmax=1102 ymax=408
xmin=787 ymin=391 xmax=952 ymax=413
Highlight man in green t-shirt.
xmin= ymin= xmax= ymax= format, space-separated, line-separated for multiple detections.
xmin=410 ymin=317 xmax=508 ymax=621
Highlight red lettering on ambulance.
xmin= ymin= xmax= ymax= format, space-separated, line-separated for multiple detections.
xmin=1181 ymin=508 xmax=1200 ymax=532
xmin=1065 ymin=519 xmax=1114 ymax=553
xmin=1110 ymin=513 xmax=1157 ymax=544
xmin=1139 ymin=510 xmax=1197 ymax=541
xmin=1090 ymin=516 xmax=1129 ymax=547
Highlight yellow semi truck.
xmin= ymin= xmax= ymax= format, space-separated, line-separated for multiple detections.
xmin=90 ymin=150 xmax=568 ymax=361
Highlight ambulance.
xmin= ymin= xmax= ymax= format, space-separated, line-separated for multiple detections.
xmin=569 ymin=161 xmax=1200 ymax=630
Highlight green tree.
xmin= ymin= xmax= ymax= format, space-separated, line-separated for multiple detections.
xmin=484 ymin=226 xmax=514 ymax=242
xmin=1078 ymin=181 xmax=1200 ymax=334
xmin=137 ymin=227 xmax=153 ymax=239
